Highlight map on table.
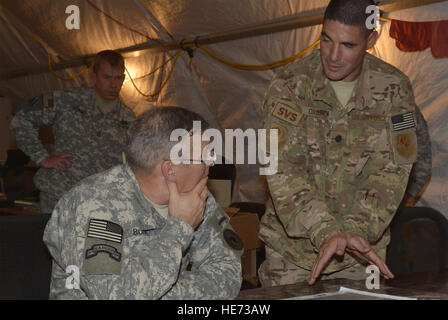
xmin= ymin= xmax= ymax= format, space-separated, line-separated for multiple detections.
xmin=285 ymin=287 xmax=416 ymax=300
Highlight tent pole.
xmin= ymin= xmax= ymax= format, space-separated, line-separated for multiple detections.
xmin=1 ymin=0 xmax=447 ymax=80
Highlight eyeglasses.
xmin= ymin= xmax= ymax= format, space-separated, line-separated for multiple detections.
xmin=163 ymin=153 xmax=216 ymax=166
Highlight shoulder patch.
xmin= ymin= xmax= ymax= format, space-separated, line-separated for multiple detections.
xmin=389 ymin=112 xmax=417 ymax=165
xmin=394 ymin=132 xmax=417 ymax=161
xmin=83 ymin=219 xmax=123 ymax=275
xmin=272 ymin=103 xmax=302 ymax=126
xmin=87 ymin=219 xmax=123 ymax=244
xmin=391 ymin=112 xmax=415 ymax=131
xmin=268 ymin=122 xmax=288 ymax=149
xmin=223 ymin=229 xmax=243 ymax=251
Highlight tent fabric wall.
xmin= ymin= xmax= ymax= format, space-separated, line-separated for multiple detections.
xmin=0 ymin=1 xmax=447 ymax=217
xmin=373 ymin=2 xmax=448 ymax=218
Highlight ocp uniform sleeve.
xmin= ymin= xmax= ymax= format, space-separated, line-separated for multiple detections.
xmin=9 ymin=93 xmax=57 ymax=165
xmin=262 ymin=74 xmax=341 ymax=249
xmin=405 ymin=105 xmax=432 ymax=199
xmin=342 ymin=77 xmax=416 ymax=243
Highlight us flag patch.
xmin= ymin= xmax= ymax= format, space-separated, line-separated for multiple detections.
xmin=391 ymin=112 xmax=415 ymax=131
xmin=87 ymin=219 xmax=123 ymax=244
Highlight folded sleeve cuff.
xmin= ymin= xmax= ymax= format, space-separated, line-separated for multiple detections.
xmin=310 ymin=221 xmax=341 ymax=249
xmin=33 ymin=150 xmax=50 ymax=166
xmin=342 ymin=220 xmax=366 ymax=241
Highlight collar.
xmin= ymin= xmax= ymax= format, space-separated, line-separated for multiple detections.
xmin=70 ymin=87 xmax=134 ymax=122
xmin=122 ymin=164 xmax=166 ymax=229
xmin=310 ymin=52 xmax=375 ymax=113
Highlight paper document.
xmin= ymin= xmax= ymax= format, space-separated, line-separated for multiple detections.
xmin=286 ymin=287 xmax=417 ymax=300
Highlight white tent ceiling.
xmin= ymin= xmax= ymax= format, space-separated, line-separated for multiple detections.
xmin=1 ymin=0 xmax=447 ymax=217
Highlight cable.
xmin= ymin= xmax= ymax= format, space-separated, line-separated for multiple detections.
xmin=133 ymin=52 xmax=178 ymax=80
xmin=193 ymin=39 xmax=321 ymax=71
xmin=86 ymin=0 xmax=166 ymax=46
xmin=125 ymin=49 xmax=182 ymax=98
xmin=2 ymin=3 xmax=396 ymax=94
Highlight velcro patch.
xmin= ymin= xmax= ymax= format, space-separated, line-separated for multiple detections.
xmin=391 ymin=131 xmax=417 ymax=165
xmin=87 ymin=219 xmax=123 ymax=244
xmin=83 ymin=219 xmax=124 ymax=275
xmin=396 ymin=133 xmax=417 ymax=159
xmin=391 ymin=112 xmax=415 ymax=131
xmin=86 ymin=244 xmax=122 ymax=262
xmin=83 ymin=238 xmax=123 ymax=275
xmin=268 ymin=123 xmax=288 ymax=149
xmin=223 ymin=229 xmax=243 ymax=251
xmin=272 ymin=103 xmax=302 ymax=126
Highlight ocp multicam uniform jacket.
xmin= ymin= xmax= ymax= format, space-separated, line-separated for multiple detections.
xmin=260 ymin=50 xmax=418 ymax=273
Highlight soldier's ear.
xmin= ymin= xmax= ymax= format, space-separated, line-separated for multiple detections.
xmin=161 ymin=160 xmax=176 ymax=182
xmin=366 ymin=30 xmax=379 ymax=50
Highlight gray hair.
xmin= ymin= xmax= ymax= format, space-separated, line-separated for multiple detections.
xmin=125 ymin=106 xmax=209 ymax=174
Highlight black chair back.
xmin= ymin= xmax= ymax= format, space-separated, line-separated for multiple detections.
xmin=387 ymin=206 xmax=448 ymax=276
xmin=0 ymin=213 xmax=52 ymax=299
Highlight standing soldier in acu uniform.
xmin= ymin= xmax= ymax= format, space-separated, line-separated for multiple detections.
xmin=259 ymin=0 xmax=430 ymax=286
xmin=10 ymin=50 xmax=135 ymax=213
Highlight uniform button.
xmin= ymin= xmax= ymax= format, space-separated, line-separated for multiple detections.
xmin=335 ymin=135 xmax=342 ymax=143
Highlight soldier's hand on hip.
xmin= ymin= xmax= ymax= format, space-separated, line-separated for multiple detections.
xmin=167 ymin=176 xmax=208 ymax=229
xmin=40 ymin=153 xmax=74 ymax=174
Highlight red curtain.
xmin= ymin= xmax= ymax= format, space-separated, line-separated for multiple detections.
xmin=390 ymin=19 xmax=448 ymax=58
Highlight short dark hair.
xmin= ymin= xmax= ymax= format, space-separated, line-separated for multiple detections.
xmin=92 ymin=50 xmax=125 ymax=73
xmin=126 ymin=106 xmax=209 ymax=174
xmin=324 ymin=0 xmax=376 ymax=34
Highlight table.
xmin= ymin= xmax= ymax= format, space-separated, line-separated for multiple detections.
xmin=0 ymin=205 xmax=39 ymax=215
xmin=237 ymin=271 xmax=448 ymax=300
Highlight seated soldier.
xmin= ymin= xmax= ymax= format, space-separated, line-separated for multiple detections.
xmin=43 ymin=106 xmax=243 ymax=299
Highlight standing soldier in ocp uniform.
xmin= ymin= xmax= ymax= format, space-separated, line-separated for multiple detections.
xmin=258 ymin=0 xmax=431 ymax=287
xmin=10 ymin=50 xmax=136 ymax=213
